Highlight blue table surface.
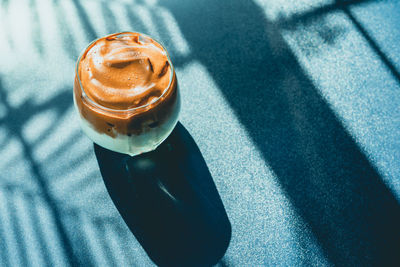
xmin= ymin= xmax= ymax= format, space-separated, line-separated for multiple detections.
xmin=0 ymin=0 xmax=399 ymax=266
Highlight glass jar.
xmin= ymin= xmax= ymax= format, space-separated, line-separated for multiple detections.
xmin=73 ymin=32 xmax=180 ymax=156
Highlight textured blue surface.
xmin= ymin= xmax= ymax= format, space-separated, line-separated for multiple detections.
xmin=0 ymin=0 xmax=399 ymax=266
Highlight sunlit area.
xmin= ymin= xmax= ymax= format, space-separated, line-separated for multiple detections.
xmin=0 ymin=0 xmax=399 ymax=266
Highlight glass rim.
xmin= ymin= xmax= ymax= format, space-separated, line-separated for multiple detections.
xmin=75 ymin=31 xmax=175 ymax=114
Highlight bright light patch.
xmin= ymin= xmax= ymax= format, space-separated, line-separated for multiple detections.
xmin=22 ymin=109 xmax=56 ymax=144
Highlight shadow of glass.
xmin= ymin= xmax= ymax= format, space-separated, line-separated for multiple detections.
xmin=94 ymin=122 xmax=231 ymax=267
xmin=161 ymin=0 xmax=400 ymax=265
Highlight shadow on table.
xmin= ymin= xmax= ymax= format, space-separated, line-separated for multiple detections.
xmin=94 ymin=122 xmax=231 ymax=267
xmin=160 ymin=0 xmax=400 ymax=265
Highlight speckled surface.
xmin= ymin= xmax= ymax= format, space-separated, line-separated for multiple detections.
xmin=0 ymin=0 xmax=399 ymax=266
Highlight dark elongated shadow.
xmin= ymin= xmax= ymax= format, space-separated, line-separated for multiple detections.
xmin=61 ymin=210 xmax=96 ymax=266
xmin=101 ymin=1 xmax=119 ymax=34
xmin=124 ymin=4 xmax=151 ymax=34
xmin=29 ymin=0 xmax=44 ymax=55
xmin=161 ymin=0 xmax=400 ymax=266
xmin=94 ymin=122 xmax=231 ymax=267
xmin=0 ymin=0 xmax=14 ymax=50
xmin=339 ymin=1 xmax=400 ymax=84
xmin=276 ymin=0 xmax=375 ymax=28
xmin=15 ymin=89 xmax=72 ymax=149
xmin=94 ymin=221 xmax=119 ymax=267
xmin=43 ymin=130 xmax=81 ymax=161
xmin=0 ymin=212 xmax=8 ymax=266
xmin=58 ymin=148 xmax=92 ymax=175
xmin=277 ymin=0 xmax=400 ymax=84
xmin=70 ymin=0 xmax=97 ymax=41
xmin=0 ymin=79 xmax=78 ymax=266
xmin=51 ymin=0 xmax=79 ymax=59
xmin=8 ymin=195 xmax=29 ymax=267
xmin=24 ymin=194 xmax=53 ymax=266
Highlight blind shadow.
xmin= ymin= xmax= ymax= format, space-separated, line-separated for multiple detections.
xmin=70 ymin=0 xmax=97 ymax=40
xmin=161 ymin=0 xmax=400 ymax=266
xmin=277 ymin=0 xmax=400 ymax=84
xmin=51 ymin=0 xmax=79 ymax=59
xmin=339 ymin=1 xmax=400 ymax=83
xmin=29 ymin=0 xmax=44 ymax=56
xmin=8 ymin=198 xmax=29 ymax=267
xmin=0 ymin=78 xmax=79 ymax=266
xmin=94 ymin=122 xmax=231 ymax=266
xmin=24 ymin=194 xmax=54 ymax=265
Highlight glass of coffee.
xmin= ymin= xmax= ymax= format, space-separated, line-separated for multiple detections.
xmin=73 ymin=32 xmax=180 ymax=156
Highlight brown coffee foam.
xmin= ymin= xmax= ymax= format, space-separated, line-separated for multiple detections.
xmin=74 ymin=32 xmax=178 ymax=137
xmin=78 ymin=32 xmax=171 ymax=110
